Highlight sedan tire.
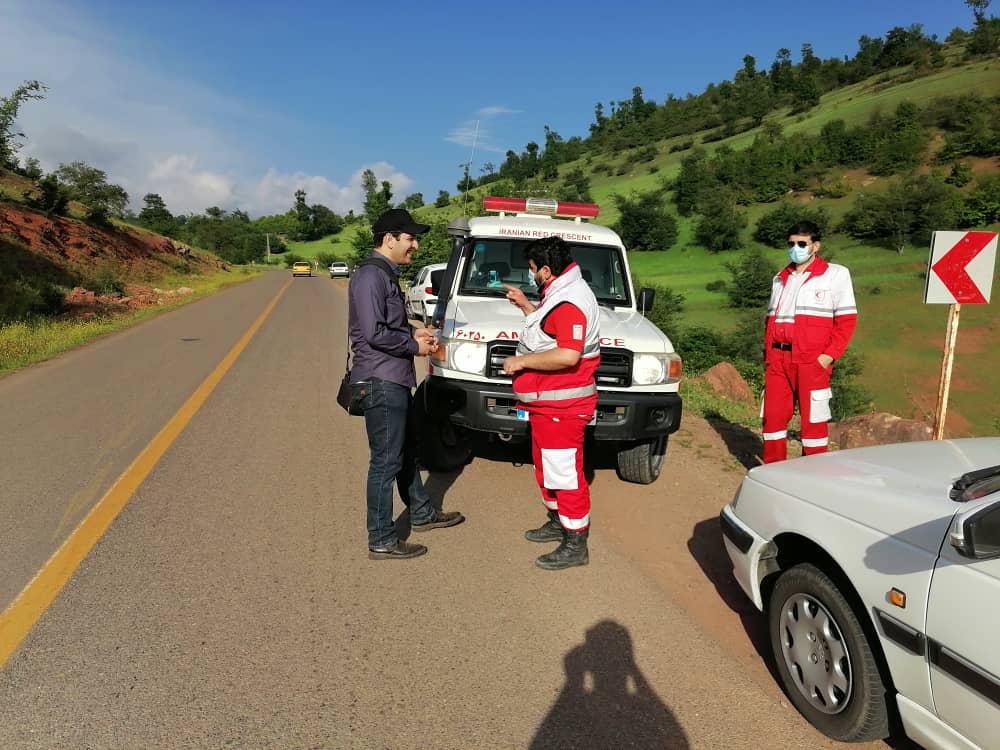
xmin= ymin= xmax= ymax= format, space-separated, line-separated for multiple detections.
xmin=768 ymin=563 xmax=890 ymax=742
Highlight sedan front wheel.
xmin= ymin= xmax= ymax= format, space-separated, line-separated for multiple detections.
xmin=768 ymin=563 xmax=890 ymax=742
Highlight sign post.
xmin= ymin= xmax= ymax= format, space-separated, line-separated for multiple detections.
xmin=924 ymin=231 xmax=997 ymax=439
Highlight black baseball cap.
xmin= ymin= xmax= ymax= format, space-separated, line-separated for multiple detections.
xmin=372 ymin=208 xmax=430 ymax=236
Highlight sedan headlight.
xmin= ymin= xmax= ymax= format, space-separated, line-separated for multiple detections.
xmin=632 ymin=352 xmax=682 ymax=385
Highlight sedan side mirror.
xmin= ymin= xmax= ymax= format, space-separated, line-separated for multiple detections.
xmin=949 ymin=501 xmax=1000 ymax=559
xmin=637 ymin=287 xmax=656 ymax=315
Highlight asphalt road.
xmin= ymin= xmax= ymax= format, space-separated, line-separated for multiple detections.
xmin=0 ymin=270 xmax=897 ymax=749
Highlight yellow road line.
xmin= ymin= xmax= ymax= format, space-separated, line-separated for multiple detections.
xmin=0 ymin=278 xmax=291 ymax=668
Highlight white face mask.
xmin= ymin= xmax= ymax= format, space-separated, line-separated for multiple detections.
xmin=788 ymin=244 xmax=812 ymax=264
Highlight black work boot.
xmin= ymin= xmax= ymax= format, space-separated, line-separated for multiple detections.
xmin=525 ymin=510 xmax=564 ymax=543
xmin=535 ymin=528 xmax=589 ymax=570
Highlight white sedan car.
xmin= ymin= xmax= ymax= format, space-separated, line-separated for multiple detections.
xmin=405 ymin=262 xmax=446 ymax=325
xmin=329 ymin=262 xmax=350 ymax=278
xmin=721 ymin=438 xmax=1000 ymax=750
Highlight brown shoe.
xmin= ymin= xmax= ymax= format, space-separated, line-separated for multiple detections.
xmin=368 ymin=540 xmax=428 ymax=560
xmin=411 ymin=509 xmax=465 ymax=532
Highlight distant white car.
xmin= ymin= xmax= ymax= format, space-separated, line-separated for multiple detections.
xmin=721 ymin=438 xmax=1000 ymax=750
xmin=329 ymin=262 xmax=350 ymax=278
xmin=405 ymin=263 xmax=446 ymax=325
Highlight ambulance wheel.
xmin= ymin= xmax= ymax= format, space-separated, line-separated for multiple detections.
xmin=616 ymin=435 xmax=667 ymax=484
xmin=413 ymin=383 xmax=471 ymax=471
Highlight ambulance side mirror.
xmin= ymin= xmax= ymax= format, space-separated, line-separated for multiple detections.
xmin=638 ymin=287 xmax=656 ymax=315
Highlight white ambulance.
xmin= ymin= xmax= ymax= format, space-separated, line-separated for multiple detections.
xmin=417 ymin=196 xmax=682 ymax=484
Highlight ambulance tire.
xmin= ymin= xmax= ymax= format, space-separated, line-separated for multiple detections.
xmin=616 ymin=435 xmax=667 ymax=484
xmin=413 ymin=384 xmax=472 ymax=471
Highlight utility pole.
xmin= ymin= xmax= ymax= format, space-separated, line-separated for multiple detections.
xmin=265 ymin=233 xmax=271 ymax=264
xmin=462 ymin=119 xmax=480 ymax=217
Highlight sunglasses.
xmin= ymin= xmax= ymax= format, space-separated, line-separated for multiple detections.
xmin=787 ymin=240 xmax=813 ymax=248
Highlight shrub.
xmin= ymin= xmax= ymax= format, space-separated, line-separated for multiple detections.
xmin=753 ymin=203 xmax=831 ymax=247
xmin=724 ymin=248 xmax=779 ymax=309
xmin=90 ymin=264 xmax=126 ymax=295
xmin=24 ymin=174 xmax=69 ymax=216
xmin=282 ymin=253 xmax=306 ymax=269
xmin=613 ymin=192 xmax=679 ymax=252
xmin=705 ymin=279 xmax=726 ymax=293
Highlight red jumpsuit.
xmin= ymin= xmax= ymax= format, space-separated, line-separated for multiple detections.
xmin=762 ymin=256 xmax=857 ymax=463
xmin=513 ymin=262 xmax=601 ymax=531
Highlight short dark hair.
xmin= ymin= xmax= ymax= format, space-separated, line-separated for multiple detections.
xmin=524 ymin=236 xmax=573 ymax=276
xmin=787 ymin=221 xmax=821 ymax=242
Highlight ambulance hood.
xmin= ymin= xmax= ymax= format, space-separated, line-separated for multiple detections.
xmin=443 ymin=296 xmax=675 ymax=353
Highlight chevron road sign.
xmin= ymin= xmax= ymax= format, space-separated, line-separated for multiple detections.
xmin=924 ymin=230 xmax=997 ymax=304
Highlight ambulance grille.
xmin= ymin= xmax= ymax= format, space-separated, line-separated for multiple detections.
xmin=486 ymin=342 xmax=632 ymax=386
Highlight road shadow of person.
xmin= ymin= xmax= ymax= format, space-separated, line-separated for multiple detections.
xmin=686 ymin=518 xmax=778 ymax=682
xmin=705 ymin=412 xmax=763 ymax=470
xmin=530 ymin=620 xmax=689 ymax=750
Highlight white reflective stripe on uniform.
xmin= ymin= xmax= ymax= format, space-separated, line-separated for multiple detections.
xmin=801 ymin=437 xmax=829 ymax=448
xmin=540 ymin=448 xmax=578 ymax=490
xmin=559 ymin=513 xmax=589 ymax=530
xmin=543 ymin=499 xmax=559 ymax=511
xmin=518 ymin=384 xmax=597 ymax=403
xmin=763 ymin=430 xmax=787 ymax=441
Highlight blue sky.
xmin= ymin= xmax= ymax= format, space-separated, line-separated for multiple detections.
xmin=0 ymin=0 xmax=977 ymax=216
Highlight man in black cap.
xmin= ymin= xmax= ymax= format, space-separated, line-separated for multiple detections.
xmin=348 ymin=208 xmax=464 ymax=560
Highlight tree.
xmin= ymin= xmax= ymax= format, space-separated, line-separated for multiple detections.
xmin=434 ymin=190 xmax=450 ymax=208
xmin=21 ymin=156 xmax=43 ymax=180
xmin=310 ymin=204 xmax=343 ymax=237
xmin=362 ymin=169 xmax=392 ymax=224
xmin=613 ymin=192 xmax=678 ymax=252
xmin=23 ymin=173 xmax=69 ymax=216
xmin=841 ymin=174 xmax=963 ymax=253
xmin=694 ymin=192 xmax=747 ymax=252
xmin=400 ymin=192 xmax=424 ymax=210
xmin=0 ymin=80 xmax=46 ymax=169
xmin=54 ymin=161 xmax=129 ymax=221
xmin=753 ymin=203 xmax=831 ymax=248
xmin=137 ymin=193 xmax=178 ymax=236
xmin=724 ymin=248 xmax=779 ymax=309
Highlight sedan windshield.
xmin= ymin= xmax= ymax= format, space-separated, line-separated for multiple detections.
xmin=459 ymin=238 xmax=630 ymax=306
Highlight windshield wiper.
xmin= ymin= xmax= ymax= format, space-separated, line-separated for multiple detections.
xmin=951 ymin=464 xmax=1000 ymax=502
xmin=460 ymin=288 xmax=505 ymax=297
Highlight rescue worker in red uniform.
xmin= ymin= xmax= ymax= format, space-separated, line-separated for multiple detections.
xmin=502 ymin=236 xmax=600 ymax=570
xmin=763 ymin=221 xmax=858 ymax=463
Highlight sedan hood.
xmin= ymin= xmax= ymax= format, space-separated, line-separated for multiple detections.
xmin=744 ymin=437 xmax=1000 ymax=539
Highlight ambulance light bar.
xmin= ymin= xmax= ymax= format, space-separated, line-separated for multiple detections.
xmin=482 ymin=196 xmax=600 ymax=218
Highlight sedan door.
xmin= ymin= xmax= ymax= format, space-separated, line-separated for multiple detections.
xmin=924 ymin=497 xmax=1000 ymax=748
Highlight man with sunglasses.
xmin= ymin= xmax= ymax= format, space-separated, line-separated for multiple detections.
xmin=348 ymin=208 xmax=465 ymax=560
xmin=762 ymin=221 xmax=857 ymax=463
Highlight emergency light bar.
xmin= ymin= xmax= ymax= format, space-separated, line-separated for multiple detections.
xmin=482 ymin=196 xmax=600 ymax=218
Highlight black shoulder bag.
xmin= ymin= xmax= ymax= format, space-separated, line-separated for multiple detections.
xmin=336 ymin=256 xmax=398 ymax=415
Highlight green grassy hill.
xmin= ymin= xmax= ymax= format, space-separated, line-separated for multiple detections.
xmin=413 ymin=53 xmax=1000 ymax=437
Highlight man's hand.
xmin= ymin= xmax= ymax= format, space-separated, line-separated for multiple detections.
xmin=502 ymin=355 xmax=526 ymax=376
xmin=817 ymin=353 xmax=834 ymax=369
xmin=414 ymin=328 xmax=438 ymax=356
xmin=503 ymin=284 xmax=534 ymax=315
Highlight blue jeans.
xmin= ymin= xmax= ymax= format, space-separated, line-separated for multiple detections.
xmin=353 ymin=378 xmax=434 ymax=548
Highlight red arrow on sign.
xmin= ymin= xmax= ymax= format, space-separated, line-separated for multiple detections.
xmin=931 ymin=231 xmax=993 ymax=304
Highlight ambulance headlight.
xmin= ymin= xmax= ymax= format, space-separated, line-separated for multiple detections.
xmin=451 ymin=341 xmax=487 ymax=374
xmin=631 ymin=353 xmax=683 ymax=385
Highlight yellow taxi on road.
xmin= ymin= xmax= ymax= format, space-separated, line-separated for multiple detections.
xmin=292 ymin=261 xmax=313 ymax=277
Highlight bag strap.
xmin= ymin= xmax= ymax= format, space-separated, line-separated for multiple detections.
xmin=344 ymin=255 xmax=399 ymax=375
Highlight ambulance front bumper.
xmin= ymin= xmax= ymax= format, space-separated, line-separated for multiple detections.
xmin=423 ymin=375 xmax=682 ymax=441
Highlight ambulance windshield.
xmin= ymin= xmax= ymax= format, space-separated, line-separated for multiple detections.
xmin=459 ymin=239 xmax=630 ymax=306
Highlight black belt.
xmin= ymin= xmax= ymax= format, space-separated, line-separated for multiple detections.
xmin=771 ymin=342 xmax=792 ymax=351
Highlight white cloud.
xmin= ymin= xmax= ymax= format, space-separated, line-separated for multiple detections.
xmin=445 ymin=104 xmax=520 ymax=153
xmin=0 ymin=0 xmax=414 ymax=217
xmin=238 ymin=162 xmax=414 ymax=217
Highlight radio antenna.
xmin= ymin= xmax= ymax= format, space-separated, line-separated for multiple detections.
xmin=462 ymin=119 xmax=480 ymax=217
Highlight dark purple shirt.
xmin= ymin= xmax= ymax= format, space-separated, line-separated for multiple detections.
xmin=348 ymin=251 xmax=419 ymax=388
